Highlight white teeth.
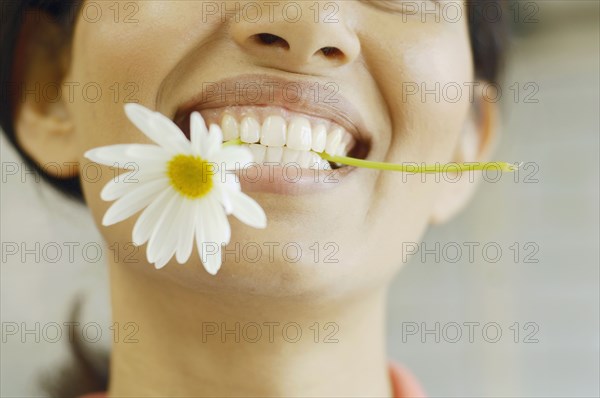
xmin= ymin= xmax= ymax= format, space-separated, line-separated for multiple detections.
xmin=240 ymin=116 xmax=260 ymax=143
xmin=260 ymin=116 xmax=286 ymax=147
xmin=220 ymin=114 xmax=355 ymax=169
xmin=325 ymin=128 xmax=343 ymax=156
xmin=245 ymin=145 xmax=331 ymax=169
xmin=221 ymin=114 xmax=239 ymax=141
xmin=319 ymin=158 xmax=332 ymax=170
xmin=335 ymin=143 xmax=347 ymax=157
xmin=282 ymin=147 xmax=300 ymax=163
xmin=249 ymin=143 xmax=266 ymax=163
xmin=335 ymin=134 xmax=354 ymax=156
xmin=311 ymin=124 xmax=327 ymax=153
xmin=308 ymin=153 xmax=323 ymax=170
xmin=265 ymin=146 xmax=283 ymax=163
xmin=287 ymin=117 xmax=312 ymax=151
xmin=297 ymin=151 xmax=312 ymax=169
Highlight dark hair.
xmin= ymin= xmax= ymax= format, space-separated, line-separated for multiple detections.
xmin=468 ymin=0 xmax=509 ymax=84
xmin=0 ymin=1 xmax=509 ymax=396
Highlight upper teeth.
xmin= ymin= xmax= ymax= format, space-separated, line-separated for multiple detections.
xmin=218 ymin=113 xmax=355 ymax=169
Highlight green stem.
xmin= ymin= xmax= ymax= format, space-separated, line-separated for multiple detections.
xmin=222 ymin=138 xmax=243 ymax=147
xmin=223 ymin=139 xmax=518 ymax=173
xmin=318 ymin=152 xmax=519 ymax=173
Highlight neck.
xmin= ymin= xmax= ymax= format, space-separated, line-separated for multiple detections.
xmin=108 ymin=259 xmax=393 ymax=397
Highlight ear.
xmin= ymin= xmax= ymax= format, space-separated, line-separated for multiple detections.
xmin=13 ymin=9 xmax=78 ymax=179
xmin=429 ymin=85 xmax=499 ymax=224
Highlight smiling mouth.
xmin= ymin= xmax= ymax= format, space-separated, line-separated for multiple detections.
xmin=172 ymin=74 xmax=371 ymax=170
xmin=175 ymin=105 xmax=370 ymax=170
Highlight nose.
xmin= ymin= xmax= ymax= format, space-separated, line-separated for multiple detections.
xmin=229 ymin=1 xmax=361 ymax=73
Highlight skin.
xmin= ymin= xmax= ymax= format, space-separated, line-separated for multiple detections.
xmin=15 ymin=1 xmax=497 ymax=396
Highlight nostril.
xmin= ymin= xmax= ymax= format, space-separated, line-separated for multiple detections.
xmin=257 ymin=33 xmax=279 ymax=44
xmin=320 ymin=46 xmax=343 ymax=59
xmin=253 ymin=33 xmax=290 ymax=49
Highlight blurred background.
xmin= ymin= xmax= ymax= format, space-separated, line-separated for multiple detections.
xmin=2 ymin=1 xmax=599 ymax=397
xmin=389 ymin=1 xmax=600 ymax=397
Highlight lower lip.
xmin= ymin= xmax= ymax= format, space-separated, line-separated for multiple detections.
xmin=234 ymin=164 xmax=355 ymax=195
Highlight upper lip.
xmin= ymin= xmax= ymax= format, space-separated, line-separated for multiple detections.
xmin=172 ymin=73 xmax=372 ymax=147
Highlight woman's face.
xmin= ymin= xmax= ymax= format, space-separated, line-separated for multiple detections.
xmin=66 ymin=0 xmax=474 ymax=296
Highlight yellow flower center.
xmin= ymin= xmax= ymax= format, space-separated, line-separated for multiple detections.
xmin=167 ymin=154 xmax=215 ymax=199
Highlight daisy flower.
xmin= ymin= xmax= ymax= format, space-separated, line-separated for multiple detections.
xmin=84 ymin=103 xmax=267 ymax=274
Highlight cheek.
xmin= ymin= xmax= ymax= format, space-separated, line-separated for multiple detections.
xmin=65 ymin=4 xmax=183 ymax=230
xmin=357 ymin=17 xmax=474 ymax=252
xmin=363 ymin=15 xmax=474 ymax=159
xmin=396 ymin=39 xmax=474 ymax=161
xmin=66 ymin=2 xmax=210 ymax=149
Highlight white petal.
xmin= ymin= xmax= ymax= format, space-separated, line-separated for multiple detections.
xmin=175 ymin=200 xmax=197 ymax=264
xmin=213 ymin=183 xmax=233 ymax=214
xmin=100 ymin=170 xmax=137 ymax=201
xmin=124 ymin=103 xmax=189 ymax=154
xmin=194 ymin=207 xmax=206 ymax=258
xmin=123 ymin=103 xmax=163 ymax=144
xmin=153 ymin=229 xmax=179 ymax=268
xmin=203 ymin=195 xmax=231 ymax=245
xmin=152 ymin=199 xmax=187 ymax=267
xmin=227 ymin=189 xmax=267 ymax=229
xmin=214 ymin=165 xmax=243 ymax=189
xmin=211 ymin=146 xmax=253 ymax=170
xmin=84 ymin=145 xmax=141 ymax=167
xmin=132 ymin=188 xmax=176 ymax=246
xmin=146 ymin=195 xmax=182 ymax=263
xmin=85 ymin=145 xmax=170 ymax=175
xmin=125 ymin=144 xmax=171 ymax=162
xmin=154 ymin=255 xmax=172 ymax=270
xmin=222 ymin=178 xmax=241 ymax=192
xmin=101 ymin=171 xmax=167 ymax=202
xmin=122 ymin=158 xmax=168 ymax=175
xmin=203 ymin=124 xmax=223 ymax=158
xmin=194 ymin=199 xmax=225 ymax=275
xmin=117 ymin=158 xmax=168 ymax=176
xmin=102 ymin=179 xmax=167 ymax=226
xmin=202 ymin=245 xmax=222 ymax=275
xmin=150 ymin=111 xmax=193 ymax=154
xmin=152 ymin=229 xmax=179 ymax=266
xmin=212 ymin=196 xmax=232 ymax=245
xmin=190 ymin=112 xmax=208 ymax=156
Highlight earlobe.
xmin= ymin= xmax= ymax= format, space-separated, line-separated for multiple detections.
xmin=429 ymin=92 xmax=499 ymax=225
xmin=15 ymin=104 xmax=79 ymax=179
